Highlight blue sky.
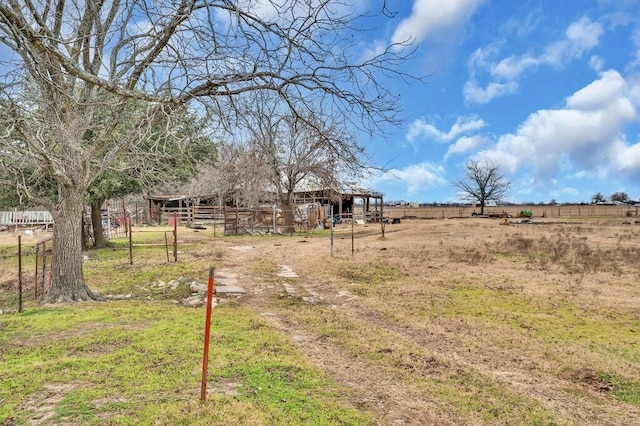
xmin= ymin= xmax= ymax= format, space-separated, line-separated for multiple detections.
xmin=358 ymin=0 xmax=640 ymax=204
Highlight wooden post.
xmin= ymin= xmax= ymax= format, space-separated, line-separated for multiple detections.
xmin=201 ymin=267 xmax=215 ymax=401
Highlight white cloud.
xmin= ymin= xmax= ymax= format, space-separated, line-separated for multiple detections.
xmin=491 ymin=55 xmax=539 ymax=80
xmin=463 ymin=80 xmax=518 ymax=104
xmin=631 ymin=26 xmax=640 ymax=69
xmin=465 ymin=16 xmax=604 ymax=104
xmin=407 ymin=115 xmax=486 ymax=142
xmin=617 ymin=142 xmax=640 ymax=175
xmin=500 ymin=11 xmax=542 ymax=39
xmin=483 ymin=69 xmax=639 ymax=183
xmin=391 ymin=0 xmax=482 ymax=45
xmin=589 ymin=55 xmax=604 ymax=71
xmin=542 ymin=17 xmax=604 ymax=68
xmin=473 ymin=150 xmax=520 ymax=174
xmin=374 ymin=162 xmax=447 ymax=194
xmin=359 ymin=39 xmax=388 ymax=63
xmin=566 ymin=69 xmax=628 ymax=110
xmin=466 ymin=44 xmax=501 ymax=77
xmin=445 ymin=135 xmax=485 ymax=158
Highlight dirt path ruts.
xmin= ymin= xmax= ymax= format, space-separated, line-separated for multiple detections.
xmin=223 ymin=238 xmax=639 ymax=425
xmin=224 ymin=242 xmax=453 ymax=425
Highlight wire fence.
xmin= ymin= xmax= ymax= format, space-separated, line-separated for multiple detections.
xmin=0 ymin=221 xmax=181 ymax=313
xmin=3 ymin=202 xmax=637 ymax=312
xmin=385 ymin=204 xmax=640 ymax=219
xmin=0 ymin=235 xmax=52 ymax=313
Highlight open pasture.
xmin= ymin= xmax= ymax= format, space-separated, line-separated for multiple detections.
xmin=1 ymin=217 xmax=639 ymax=425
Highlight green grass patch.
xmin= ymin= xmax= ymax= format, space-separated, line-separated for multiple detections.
xmin=437 ymin=285 xmax=640 ymax=359
xmin=600 ymin=373 xmax=640 ymax=406
xmin=0 ymin=301 xmax=374 ymax=425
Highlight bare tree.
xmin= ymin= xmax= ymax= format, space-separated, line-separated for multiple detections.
xmin=189 ymin=143 xmax=272 ymax=208
xmin=0 ymin=1 xmax=414 ymax=302
xmin=455 ymin=160 xmax=511 ymax=215
xmin=591 ymin=192 xmax=606 ymax=204
xmin=233 ymin=92 xmax=362 ymax=232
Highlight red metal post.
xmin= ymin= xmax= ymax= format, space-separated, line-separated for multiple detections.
xmin=18 ymin=236 xmax=22 ymax=313
xmin=200 ymin=267 xmax=215 ymax=401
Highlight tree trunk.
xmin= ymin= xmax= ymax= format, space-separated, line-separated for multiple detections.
xmin=281 ymin=202 xmax=295 ymax=233
xmin=91 ymin=202 xmax=108 ymax=248
xmin=44 ymin=187 xmax=100 ymax=303
xmin=281 ymin=190 xmax=296 ymax=233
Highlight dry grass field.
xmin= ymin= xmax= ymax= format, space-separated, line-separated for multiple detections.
xmin=226 ymin=217 xmax=640 ymax=424
xmin=1 ymin=216 xmax=640 ymax=424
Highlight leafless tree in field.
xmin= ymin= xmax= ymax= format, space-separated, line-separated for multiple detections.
xmin=454 ymin=160 xmax=512 ymax=215
xmin=231 ymin=92 xmax=362 ymax=232
xmin=0 ymin=1 xmax=415 ymax=302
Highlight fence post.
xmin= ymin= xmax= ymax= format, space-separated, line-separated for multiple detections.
xmin=173 ymin=212 xmax=178 ymax=262
xmin=122 ymin=199 xmax=127 ymax=237
xmin=41 ymin=241 xmax=47 ymax=297
xmin=213 ymin=207 xmax=217 ymax=237
xmin=18 ymin=236 xmax=23 ymax=313
xmin=48 ymin=239 xmax=54 ymax=294
xmin=34 ymin=242 xmax=39 ymax=298
xmin=272 ymin=205 xmax=277 ymax=234
xmin=164 ymin=232 xmax=170 ymax=263
xmin=330 ymin=205 xmax=334 ymax=257
xmin=128 ymin=212 xmax=133 ymax=266
xmin=351 ymin=211 xmax=354 ymax=257
xmin=201 ymin=267 xmax=215 ymax=401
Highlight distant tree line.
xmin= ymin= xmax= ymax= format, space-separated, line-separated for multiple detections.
xmin=591 ymin=192 xmax=634 ymax=204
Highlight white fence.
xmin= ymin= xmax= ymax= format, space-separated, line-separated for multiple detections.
xmin=0 ymin=210 xmax=54 ymax=226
